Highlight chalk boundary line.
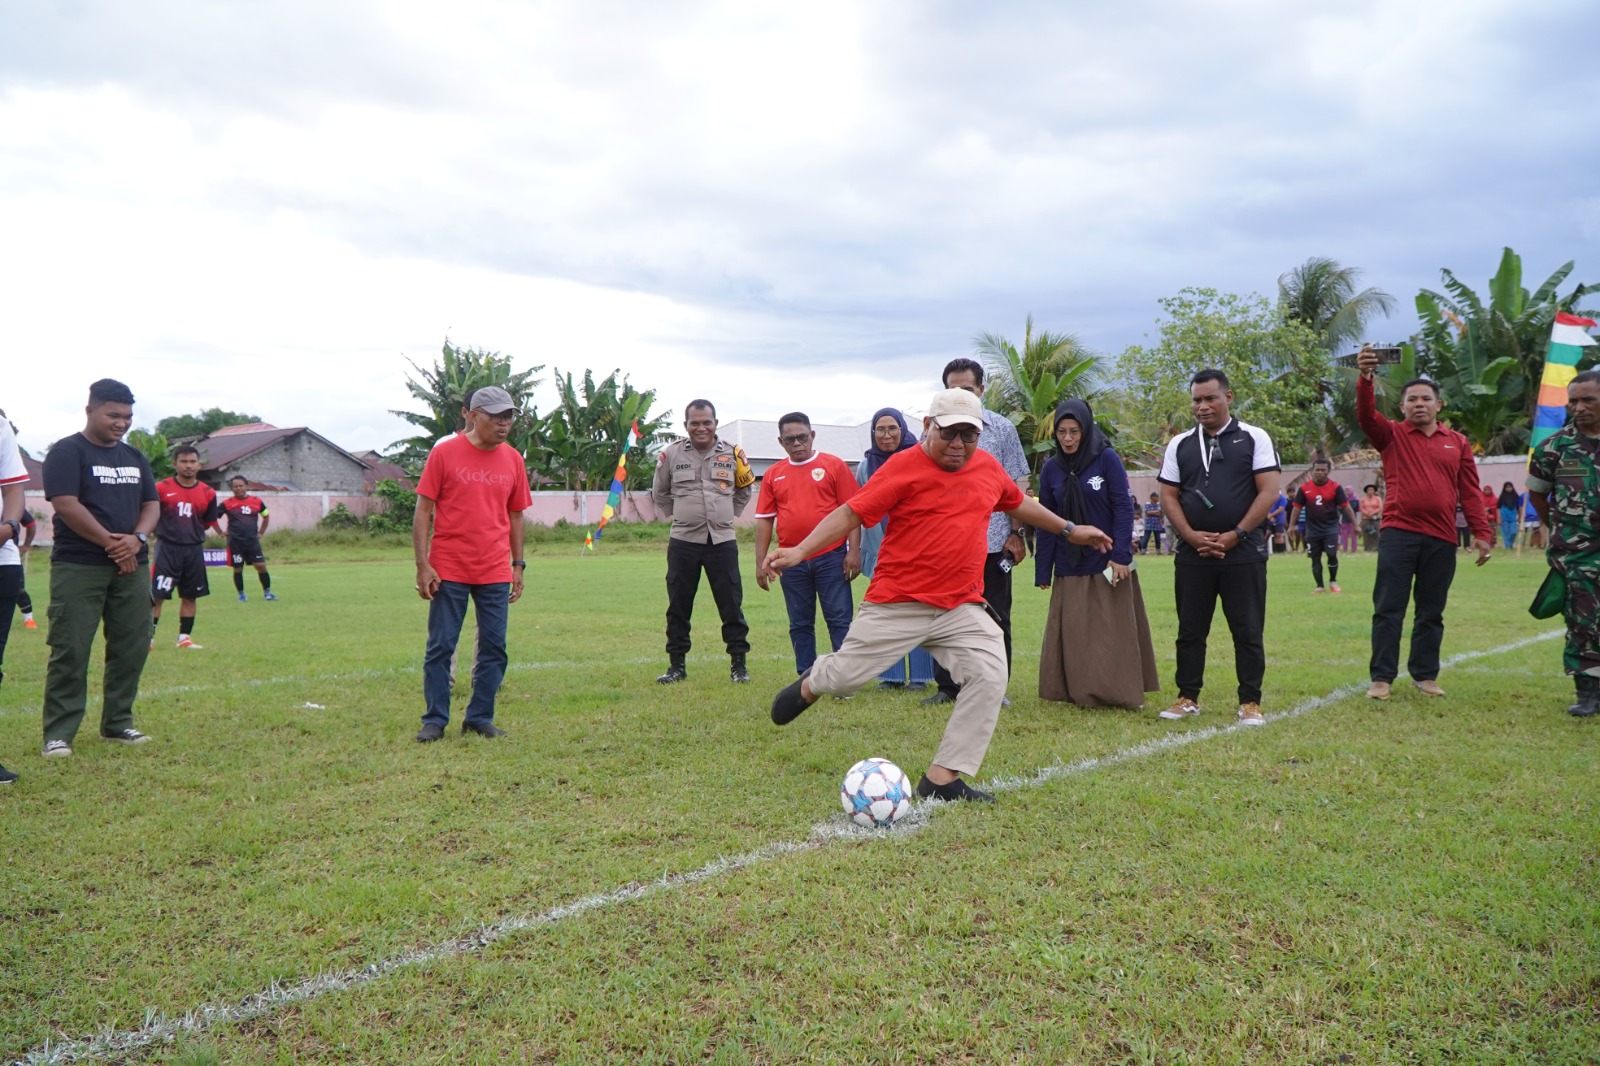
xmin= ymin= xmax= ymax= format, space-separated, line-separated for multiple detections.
xmin=14 ymin=630 xmax=1561 ymax=1065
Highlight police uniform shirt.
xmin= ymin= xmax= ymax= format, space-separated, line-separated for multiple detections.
xmin=1157 ymin=416 xmax=1280 ymax=566
xmin=651 ymin=438 xmax=753 ymax=545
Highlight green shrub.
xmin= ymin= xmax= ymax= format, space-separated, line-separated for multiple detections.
xmin=318 ymin=503 xmax=364 ymax=531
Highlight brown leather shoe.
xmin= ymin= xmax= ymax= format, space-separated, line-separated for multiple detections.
xmin=1412 ymin=679 xmax=1446 ymax=697
xmin=1367 ymin=681 xmax=1392 ymax=700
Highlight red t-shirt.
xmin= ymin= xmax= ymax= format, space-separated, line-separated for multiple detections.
xmin=754 ymin=452 xmax=858 ymax=558
xmin=848 ymin=446 xmax=1024 ymax=609
xmin=416 ymin=434 xmax=533 ymax=584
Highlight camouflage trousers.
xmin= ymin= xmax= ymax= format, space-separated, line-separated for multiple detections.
xmin=1554 ymin=556 xmax=1600 ymax=676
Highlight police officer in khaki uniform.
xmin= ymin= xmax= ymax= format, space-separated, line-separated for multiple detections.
xmin=652 ymin=399 xmax=755 ymax=683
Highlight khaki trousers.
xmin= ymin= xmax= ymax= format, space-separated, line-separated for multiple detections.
xmin=809 ymin=600 xmax=1006 ymax=776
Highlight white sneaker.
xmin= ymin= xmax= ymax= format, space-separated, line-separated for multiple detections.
xmin=176 ymin=635 xmax=202 ymax=649
xmin=42 ymin=739 xmax=72 ymax=758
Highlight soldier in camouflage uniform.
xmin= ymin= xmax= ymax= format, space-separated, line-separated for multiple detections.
xmin=1526 ymin=370 xmax=1600 ymax=717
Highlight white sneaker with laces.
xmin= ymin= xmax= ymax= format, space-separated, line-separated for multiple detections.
xmin=42 ymin=739 xmax=72 ymax=758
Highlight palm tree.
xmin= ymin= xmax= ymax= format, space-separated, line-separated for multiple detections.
xmin=388 ymin=340 xmax=544 ymax=471
xmin=975 ymin=316 xmax=1107 ymax=475
xmin=1278 ymin=257 xmax=1398 ymax=352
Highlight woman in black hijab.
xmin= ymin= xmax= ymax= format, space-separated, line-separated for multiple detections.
xmin=1034 ymin=399 xmax=1159 ymax=708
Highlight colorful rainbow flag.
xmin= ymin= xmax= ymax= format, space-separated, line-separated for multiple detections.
xmin=583 ymin=421 xmax=642 ymax=552
xmin=1531 ymin=312 xmax=1599 ymax=449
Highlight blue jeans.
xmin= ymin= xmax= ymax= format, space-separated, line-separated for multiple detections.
xmin=876 ymin=645 xmax=937 ymax=685
xmin=422 ymin=581 xmax=510 ymax=728
xmin=779 ymin=545 xmax=854 ymax=673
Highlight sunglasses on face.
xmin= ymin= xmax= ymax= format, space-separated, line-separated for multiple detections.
xmin=936 ymin=425 xmax=980 ymax=444
xmin=779 ymin=433 xmax=812 ymax=445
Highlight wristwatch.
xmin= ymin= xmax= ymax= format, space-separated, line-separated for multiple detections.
xmin=1232 ymin=526 xmax=1248 ymax=542
xmin=135 ymin=533 xmax=148 ymax=544
xmin=511 ymin=560 xmax=527 ymax=569
xmin=1059 ymin=521 xmax=1076 ymax=538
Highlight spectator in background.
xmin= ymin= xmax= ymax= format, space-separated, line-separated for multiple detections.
xmin=924 ymin=358 xmax=1030 ymax=709
xmin=1355 ymin=349 xmax=1491 ymax=700
xmin=1140 ymin=491 xmax=1165 ymax=555
xmin=1157 ymin=369 xmax=1280 ymax=726
xmin=412 ymin=386 xmax=533 ymax=741
xmin=1035 ymin=400 xmax=1158 ymax=708
xmin=0 ymin=408 xmax=27 ymax=784
xmin=40 ymin=379 xmax=159 ymax=758
xmin=754 ymin=412 xmax=861 ymax=675
xmin=1339 ymin=485 xmax=1359 ymax=553
xmin=856 ymin=407 xmax=936 ymax=689
xmin=651 ymin=400 xmax=756 ymax=684
xmin=1359 ymin=484 xmax=1383 ymax=552
xmin=1268 ymin=488 xmax=1289 ymax=555
xmin=1497 ymin=481 xmax=1521 ymax=550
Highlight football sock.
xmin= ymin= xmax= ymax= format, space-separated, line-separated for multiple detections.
xmin=151 ymin=615 xmax=160 ymax=630
xmin=180 ymin=617 xmax=195 ymax=637
xmin=1329 ymin=559 xmax=1339 ymax=583
xmin=233 ymin=568 xmax=245 ymax=593
xmin=259 ymin=571 xmax=271 ymax=591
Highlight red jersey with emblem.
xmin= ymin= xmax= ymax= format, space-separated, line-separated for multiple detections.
xmin=223 ymin=494 xmax=269 ymax=540
xmin=155 ymin=477 xmax=222 ymax=544
xmin=754 ymin=452 xmax=858 ymax=557
xmin=416 ymin=433 xmax=534 ymax=584
xmin=847 ymin=446 xmax=1025 ymax=609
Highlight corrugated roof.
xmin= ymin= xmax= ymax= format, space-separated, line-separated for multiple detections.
xmin=718 ymin=420 xmax=871 ymax=471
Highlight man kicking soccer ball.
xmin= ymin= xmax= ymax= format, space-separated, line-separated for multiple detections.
xmin=765 ymin=389 xmax=1112 ymax=803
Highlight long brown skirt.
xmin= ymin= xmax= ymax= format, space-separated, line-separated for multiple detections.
xmin=1039 ymin=571 xmax=1160 ymax=708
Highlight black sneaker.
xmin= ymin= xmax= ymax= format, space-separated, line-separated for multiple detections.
xmin=915 ymin=774 xmax=995 ymax=804
xmin=770 ymin=669 xmax=816 ymax=726
xmin=656 ymin=658 xmax=688 ymax=684
xmin=100 ymin=728 xmax=151 ymax=744
xmin=416 ymin=722 xmax=445 ymax=742
xmin=730 ymin=654 xmax=751 ymax=683
xmin=1570 ymin=696 xmax=1600 ymax=718
xmin=920 ymin=691 xmax=956 ymax=706
xmin=462 ymin=721 xmax=507 ymax=738
xmin=0 ymin=764 xmax=16 ymax=785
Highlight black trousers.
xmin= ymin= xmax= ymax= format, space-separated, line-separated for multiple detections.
xmin=1307 ymin=527 xmax=1339 ymax=588
xmin=664 ymin=536 xmax=750 ymax=657
xmin=1370 ymin=528 xmax=1456 ymax=683
xmin=1174 ymin=561 xmax=1267 ymax=705
xmin=0 ymin=565 xmax=19 ymax=690
xmin=933 ymin=550 xmax=1013 ymax=696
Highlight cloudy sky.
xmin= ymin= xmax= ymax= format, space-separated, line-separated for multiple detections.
xmin=2 ymin=0 xmax=1595 ymax=456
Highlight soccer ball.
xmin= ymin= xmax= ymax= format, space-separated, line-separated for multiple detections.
xmin=840 ymin=757 xmax=913 ymax=828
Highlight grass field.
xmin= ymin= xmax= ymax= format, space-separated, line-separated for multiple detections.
xmin=0 ymin=540 xmax=1595 ymax=1064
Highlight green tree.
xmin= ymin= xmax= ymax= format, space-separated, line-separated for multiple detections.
xmin=126 ymin=428 xmax=174 ymax=479
xmin=529 ymin=368 xmax=672 ymax=491
xmin=975 ymin=316 xmax=1107 ymax=476
xmin=1115 ymin=288 xmax=1333 ymax=465
xmin=389 ymin=339 xmax=544 ymax=471
xmin=1277 ymin=257 xmax=1397 ymax=352
xmin=365 ymin=479 xmax=418 ymax=534
xmin=1412 ymin=247 xmax=1598 ymax=452
xmin=155 ymin=408 xmax=261 ymax=440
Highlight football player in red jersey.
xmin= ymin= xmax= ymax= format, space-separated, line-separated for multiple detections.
xmin=222 ymin=475 xmax=275 ymax=600
xmin=151 ymin=445 xmax=223 ymax=647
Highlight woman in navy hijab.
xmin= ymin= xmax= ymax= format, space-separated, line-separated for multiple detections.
xmin=855 ymin=406 xmax=935 ymax=688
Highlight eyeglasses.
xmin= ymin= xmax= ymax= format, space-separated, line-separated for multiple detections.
xmin=873 ymin=427 xmax=899 ymax=436
xmin=779 ymin=433 xmax=812 ymax=445
xmin=936 ymin=425 xmax=980 ymax=444
xmin=481 ymin=410 xmax=516 ymax=423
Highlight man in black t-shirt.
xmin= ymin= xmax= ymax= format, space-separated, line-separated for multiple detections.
xmin=40 ymin=378 xmax=160 ymax=757
xmin=1289 ymin=458 xmax=1357 ymax=594
xmin=1156 ymin=369 xmax=1281 ymax=726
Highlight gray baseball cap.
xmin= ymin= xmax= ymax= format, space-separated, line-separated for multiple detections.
xmin=468 ymin=386 xmax=519 ymax=415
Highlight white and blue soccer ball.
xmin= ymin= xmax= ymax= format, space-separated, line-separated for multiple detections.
xmin=840 ymin=757 xmax=913 ymax=828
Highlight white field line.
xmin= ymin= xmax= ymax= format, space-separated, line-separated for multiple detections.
xmin=12 ymin=630 xmax=1560 ymax=1066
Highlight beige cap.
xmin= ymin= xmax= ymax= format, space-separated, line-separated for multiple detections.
xmin=927 ymin=388 xmax=984 ymax=429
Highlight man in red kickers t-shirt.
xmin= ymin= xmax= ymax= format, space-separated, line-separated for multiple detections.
xmin=764 ymin=389 xmax=1113 ymax=804
xmin=754 ymin=411 xmax=862 ymax=675
xmin=412 ymin=386 xmax=533 ymax=743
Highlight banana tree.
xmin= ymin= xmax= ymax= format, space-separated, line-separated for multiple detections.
xmin=976 ymin=316 xmax=1106 ymax=477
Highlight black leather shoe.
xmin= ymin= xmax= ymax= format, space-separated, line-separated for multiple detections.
xmin=462 ymin=721 xmax=507 ymax=738
xmin=730 ymin=654 xmax=751 ymax=683
xmin=920 ymin=691 xmax=956 ymax=706
xmin=771 ymin=669 xmax=815 ymax=725
xmin=416 ymin=722 xmax=445 ymax=742
xmin=915 ymin=774 xmax=995 ymax=803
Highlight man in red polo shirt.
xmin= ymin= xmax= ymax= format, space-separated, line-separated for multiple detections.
xmin=764 ymin=389 xmax=1113 ymax=803
xmin=754 ymin=412 xmax=861 ymax=675
xmin=1356 ymin=348 xmax=1492 ymax=700
xmin=412 ymin=386 xmax=533 ymax=742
